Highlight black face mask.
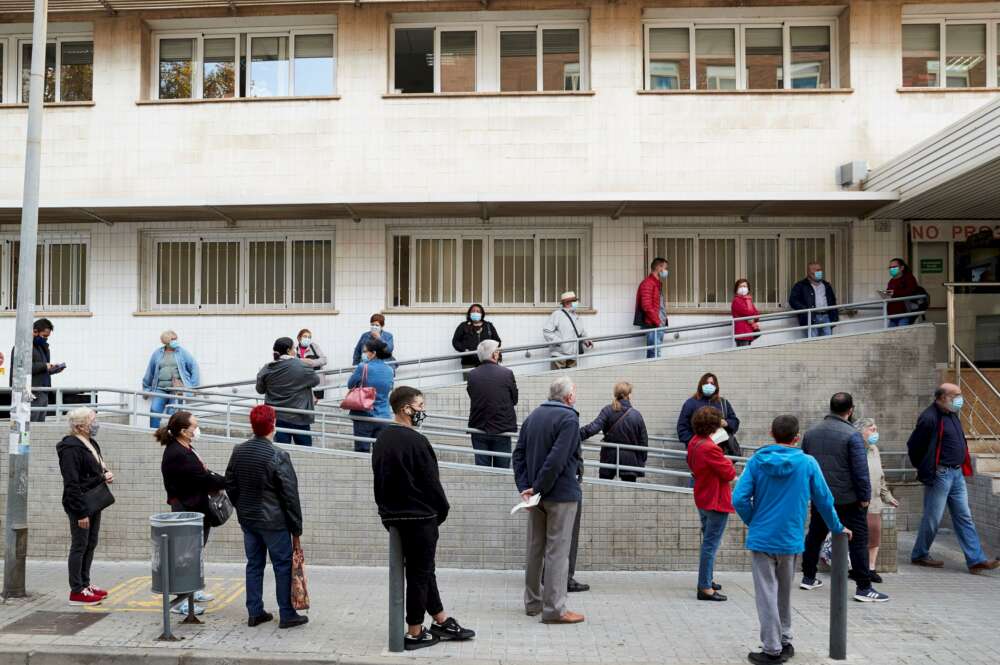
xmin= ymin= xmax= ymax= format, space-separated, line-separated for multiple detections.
xmin=409 ymin=408 xmax=426 ymax=427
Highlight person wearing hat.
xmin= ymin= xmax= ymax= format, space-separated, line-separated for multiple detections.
xmin=542 ymin=292 xmax=592 ymax=371
xmin=255 ymin=337 xmax=320 ymax=446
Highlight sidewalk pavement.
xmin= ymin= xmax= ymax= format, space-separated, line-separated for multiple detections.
xmin=0 ymin=531 xmax=996 ymax=665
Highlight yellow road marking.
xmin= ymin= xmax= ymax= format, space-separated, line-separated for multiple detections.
xmin=84 ymin=576 xmax=246 ymax=614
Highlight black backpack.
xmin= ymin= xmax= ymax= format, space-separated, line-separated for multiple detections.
xmin=912 ymin=285 xmax=930 ymax=312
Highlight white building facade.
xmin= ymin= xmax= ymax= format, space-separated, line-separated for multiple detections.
xmin=0 ymin=0 xmax=998 ymax=389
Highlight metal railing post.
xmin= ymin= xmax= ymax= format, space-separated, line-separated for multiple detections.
xmin=54 ymin=388 xmax=63 ymax=422
xmin=225 ymin=402 xmax=232 ymax=439
xmin=829 ymin=532 xmax=849 ymax=660
xmin=947 ymin=286 xmax=956 ymax=368
xmin=806 ymin=309 xmax=812 ymax=337
xmin=882 ymin=301 xmax=888 ymax=329
xmin=388 ymin=526 xmax=405 ymax=653
xmin=731 ymin=319 xmax=737 ymax=348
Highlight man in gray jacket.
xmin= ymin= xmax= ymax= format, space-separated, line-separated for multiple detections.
xmin=800 ymin=392 xmax=888 ymax=603
xmin=256 ymin=337 xmax=320 ymax=446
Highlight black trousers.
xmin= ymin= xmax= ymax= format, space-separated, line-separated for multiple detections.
xmin=68 ymin=511 xmax=102 ymax=593
xmin=397 ymin=520 xmax=444 ymax=626
xmin=568 ymin=497 xmax=583 ymax=578
xmin=802 ymin=502 xmax=870 ymax=590
xmin=30 ymin=391 xmax=48 ymax=422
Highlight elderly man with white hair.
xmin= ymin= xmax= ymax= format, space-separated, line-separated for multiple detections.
xmin=512 ymin=377 xmax=585 ymax=625
xmin=466 ymin=339 xmax=518 ymax=468
xmin=142 ymin=330 xmax=201 ymax=429
xmin=58 ymin=407 xmax=114 ymax=606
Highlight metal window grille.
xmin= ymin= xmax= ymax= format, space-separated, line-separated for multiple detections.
xmin=462 ymin=238 xmax=484 ymax=303
xmin=745 ymin=238 xmax=780 ymax=305
xmin=649 ymin=236 xmax=695 ymax=306
xmin=6 ymin=240 xmax=86 ymax=311
xmin=493 ymin=238 xmax=534 ymax=304
xmin=392 ymin=234 xmax=411 ymax=307
xmin=291 ymin=239 xmax=333 ymax=305
xmin=247 ymin=240 xmax=284 ymax=306
xmin=202 ymin=240 xmax=242 ymax=306
xmin=539 ymin=237 xmax=580 ymax=304
xmin=415 ymin=238 xmax=457 ymax=304
xmin=155 ymin=241 xmax=197 ymax=307
xmin=5 ymin=241 xmax=43 ymax=310
xmin=698 ymin=238 xmax=737 ymax=304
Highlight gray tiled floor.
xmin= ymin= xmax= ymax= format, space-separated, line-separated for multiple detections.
xmin=0 ymin=531 xmax=996 ymax=664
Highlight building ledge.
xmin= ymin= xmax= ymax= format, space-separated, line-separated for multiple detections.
xmin=0 ymin=311 xmax=92 ymax=317
xmin=0 ymin=101 xmax=95 ymax=109
xmin=136 ymin=95 xmax=341 ymax=106
xmin=897 ymin=87 xmax=1000 ymax=94
xmin=382 ymin=91 xmax=595 ymax=99
xmin=133 ymin=309 xmax=339 ymax=316
xmin=638 ymin=88 xmax=854 ymax=96
xmin=382 ymin=307 xmax=597 ymax=315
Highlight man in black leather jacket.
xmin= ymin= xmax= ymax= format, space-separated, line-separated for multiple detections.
xmin=225 ymin=404 xmax=307 ymax=629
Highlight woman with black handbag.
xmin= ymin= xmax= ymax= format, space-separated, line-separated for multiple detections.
xmin=580 ymin=382 xmax=648 ymax=481
xmin=58 ymin=407 xmax=114 ymax=606
xmin=158 ymin=410 xmax=228 ymax=615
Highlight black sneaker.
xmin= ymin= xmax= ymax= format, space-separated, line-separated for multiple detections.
xmin=747 ymin=650 xmax=786 ymax=664
xmin=430 ymin=617 xmax=476 ymax=641
xmin=853 ymin=587 xmax=889 ymax=603
xmin=404 ymin=628 xmax=441 ymax=651
xmin=278 ymin=614 xmax=309 ymax=629
xmin=799 ymin=577 xmax=823 ymax=590
xmin=248 ymin=612 xmax=273 ymax=627
xmin=869 ymin=570 xmax=883 ymax=584
xmin=781 ymin=642 xmax=795 ymax=659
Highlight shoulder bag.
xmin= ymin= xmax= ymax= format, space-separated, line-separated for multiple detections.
xmin=720 ymin=399 xmax=742 ymax=457
xmin=80 ymin=444 xmax=115 ymax=515
xmin=560 ymin=310 xmax=586 ymax=355
xmin=603 ymin=408 xmax=633 ymax=442
xmin=205 ymin=490 xmax=234 ymax=527
xmin=340 ymin=363 xmax=376 ymax=411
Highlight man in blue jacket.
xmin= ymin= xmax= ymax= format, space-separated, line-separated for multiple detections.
xmin=734 ymin=415 xmax=852 ymax=665
xmin=512 ymin=377 xmax=585 ymax=625
xmin=787 ymin=262 xmax=838 ymax=337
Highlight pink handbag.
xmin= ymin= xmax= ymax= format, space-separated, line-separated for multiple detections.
xmin=340 ymin=364 xmax=376 ymax=411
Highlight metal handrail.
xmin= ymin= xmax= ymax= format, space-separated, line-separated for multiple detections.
xmin=187 ymin=295 xmax=928 ymax=392
xmin=953 ymin=344 xmax=1000 ymax=440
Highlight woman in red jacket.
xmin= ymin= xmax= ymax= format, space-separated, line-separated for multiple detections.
xmin=730 ymin=278 xmax=761 ymax=347
xmin=886 ymin=257 xmax=919 ymax=327
xmin=686 ymin=406 xmax=737 ymax=601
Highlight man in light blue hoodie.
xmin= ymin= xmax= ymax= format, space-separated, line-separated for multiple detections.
xmin=733 ymin=415 xmax=853 ymax=665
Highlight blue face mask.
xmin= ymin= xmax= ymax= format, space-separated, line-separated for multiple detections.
xmin=570 ymin=301 xmax=578 ymax=309
xmin=889 ymin=266 xmax=901 ymax=278
xmin=168 ymin=340 xmax=179 ymax=350
xmin=866 ymin=432 xmax=880 ymax=446
xmin=813 ymin=270 xmax=824 ymax=281
xmin=659 ymin=270 xmax=669 ymax=279
xmin=950 ymin=396 xmax=964 ymax=412
xmin=701 ymin=383 xmax=717 ymax=397
xmin=469 ymin=312 xmax=483 ymax=322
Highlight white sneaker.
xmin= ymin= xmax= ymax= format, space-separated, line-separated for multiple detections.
xmin=172 ymin=600 xmax=205 ymax=615
xmin=193 ymin=590 xmax=214 ymax=602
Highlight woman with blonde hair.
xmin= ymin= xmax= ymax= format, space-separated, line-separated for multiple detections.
xmin=142 ymin=330 xmax=200 ymax=429
xmin=856 ymin=417 xmax=899 ymax=583
xmin=580 ymin=381 xmax=648 ymax=481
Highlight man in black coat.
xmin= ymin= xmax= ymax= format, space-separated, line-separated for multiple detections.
xmin=11 ymin=318 xmax=64 ymax=422
xmin=466 ymin=340 xmax=518 ymax=468
xmin=787 ymin=262 xmax=839 ymax=338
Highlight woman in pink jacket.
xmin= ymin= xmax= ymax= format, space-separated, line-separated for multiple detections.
xmin=730 ymin=278 xmax=760 ymax=347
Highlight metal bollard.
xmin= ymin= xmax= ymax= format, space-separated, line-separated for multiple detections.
xmin=829 ymin=532 xmax=849 ymax=660
xmin=158 ymin=534 xmax=177 ymax=641
xmin=388 ymin=526 xmax=405 ymax=653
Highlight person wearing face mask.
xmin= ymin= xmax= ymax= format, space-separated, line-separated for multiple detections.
xmin=58 ymin=407 xmax=113 ymax=607
xmin=855 ymin=418 xmax=898 ymax=584
xmin=908 ymin=383 xmax=1000 ymax=573
xmin=788 ymin=262 xmax=839 ymax=338
xmin=634 ymin=258 xmax=670 ymax=359
xmin=543 ymin=292 xmax=592 ymax=370
xmin=157 ymin=410 xmax=227 ymax=614
xmin=256 ymin=337 xmax=320 ymax=447
xmin=294 ymin=328 xmax=328 ymax=402
xmin=800 ymin=393 xmax=888 ymax=602
xmin=452 ymin=304 xmax=502 ymax=380
xmin=731 ymin=278 xmax=761 ymax=347
xmin=372 ymin=386 xmax=476 ymax=650
xmin=347 ymin=339 xmax=395 ymax=453
xmin=13 ymin=318 xmax=65 ymax=422
xmin=143 ymin=330 xmax=201 ymax=429
xmin=884 ymin=257 xmax=920 ymax=327
xmin=353 ymin=314 xmax=396 ymax=369
xmin=512 ymin=377 xmax=586 ymax=625
xmin=676 ymin=373 xmax=740 ymax=452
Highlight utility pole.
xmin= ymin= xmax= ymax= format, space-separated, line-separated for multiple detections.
xmin=4 ymin=0 xmax=49 ymax=599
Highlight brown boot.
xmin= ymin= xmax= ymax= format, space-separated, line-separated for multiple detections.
xmin=542 ymin=611 xmax=585 ymax=624
xmin=969 ymin=558 xmax=1000 ymax=574
xmin=911 ymin=557 xmax=944 ymax=568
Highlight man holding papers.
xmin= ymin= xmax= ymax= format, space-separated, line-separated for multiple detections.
xmin=512 ymin=377 xmax=585 ymax=625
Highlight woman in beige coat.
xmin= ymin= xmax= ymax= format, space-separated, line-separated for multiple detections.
xmin=857 ymin=418 xmax=899 ymax=583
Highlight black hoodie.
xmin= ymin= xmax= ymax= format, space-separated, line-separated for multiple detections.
xmin=57 ymin=434 xmax=107 ymax=519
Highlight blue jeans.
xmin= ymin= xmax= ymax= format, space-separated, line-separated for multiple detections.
xmin=242 ymin=526 xmax=296 ymax=621
xmin=912 ymin=466 xmax=988 ymax=568
xmin=274 ymin=419 xmax=312 ymax=446
xmin=889 ymin=316 xmax=913 ymax=327
xmin=698 ymin=509 xmax=729 ymax=591
xmin=352 ymin=420 xmax=384 ymax=453
xmin=808 ymin=313 xmax=832 ymax=338
xmin=644 ymin=327 xmax=664 ymax=359
xmin=149 ymin=392 xmax=176 ymax=429
xmin=471 ymin=433 xmax=511 ymax=468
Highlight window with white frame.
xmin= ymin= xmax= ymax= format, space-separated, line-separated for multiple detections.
xmin=646 ymin=227 xmax=847 ymax=309
xmin=141 ymin=232 xmax=334 ymax=311
xmin=152 ymin=26 xmax=336 ymax=100
xmin=0 ymin=34 xmax=93 ymax=103
xmin=644 ymin=19 xmax=837 ymax=90
xmin=1 ymin=236 xmax=89 ymax=311
xmin=389 ymin=12 xmax=589 ymax=93
xmin=902 ymin=16 xmax=1000 ymax=88
xmin=389 ymin=229 xmax=590 ymax=308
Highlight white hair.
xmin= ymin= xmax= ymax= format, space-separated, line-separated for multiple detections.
xmin=67 ymin=407 xmax=95 ymax=432
xmin=855 ymin=417 xmax=877 ymax=432
xmin=477 ymin=339 xmax=501 ymax=362
xmin=548 ymin=376 xmax=575 ymax=402
xmin=160 ymin=330 xmax=178 ymax=345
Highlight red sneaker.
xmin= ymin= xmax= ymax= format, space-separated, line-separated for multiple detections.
xmin=69 ymin=589 xmax=103 ymax=606
xmin=87 ymin=586 xmax=108 ymax=598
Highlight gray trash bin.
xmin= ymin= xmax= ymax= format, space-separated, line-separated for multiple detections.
xmin=151 ymin=512 xmax=205 ymax=595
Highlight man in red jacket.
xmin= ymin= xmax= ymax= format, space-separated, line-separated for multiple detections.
xmin=635 ymin=258 xmax=669 ymax=358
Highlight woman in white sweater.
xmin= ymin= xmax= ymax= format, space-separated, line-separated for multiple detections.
xmin=857 ymin=418 xmax=899 ymax=583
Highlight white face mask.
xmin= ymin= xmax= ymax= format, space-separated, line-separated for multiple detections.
xmin=371 ymin=324 xmax=381 ymax=333
xmin=192 ymin=427 xmax=202 ymax=440
xmin=737 ymin=286 xmax=749 ymax=296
